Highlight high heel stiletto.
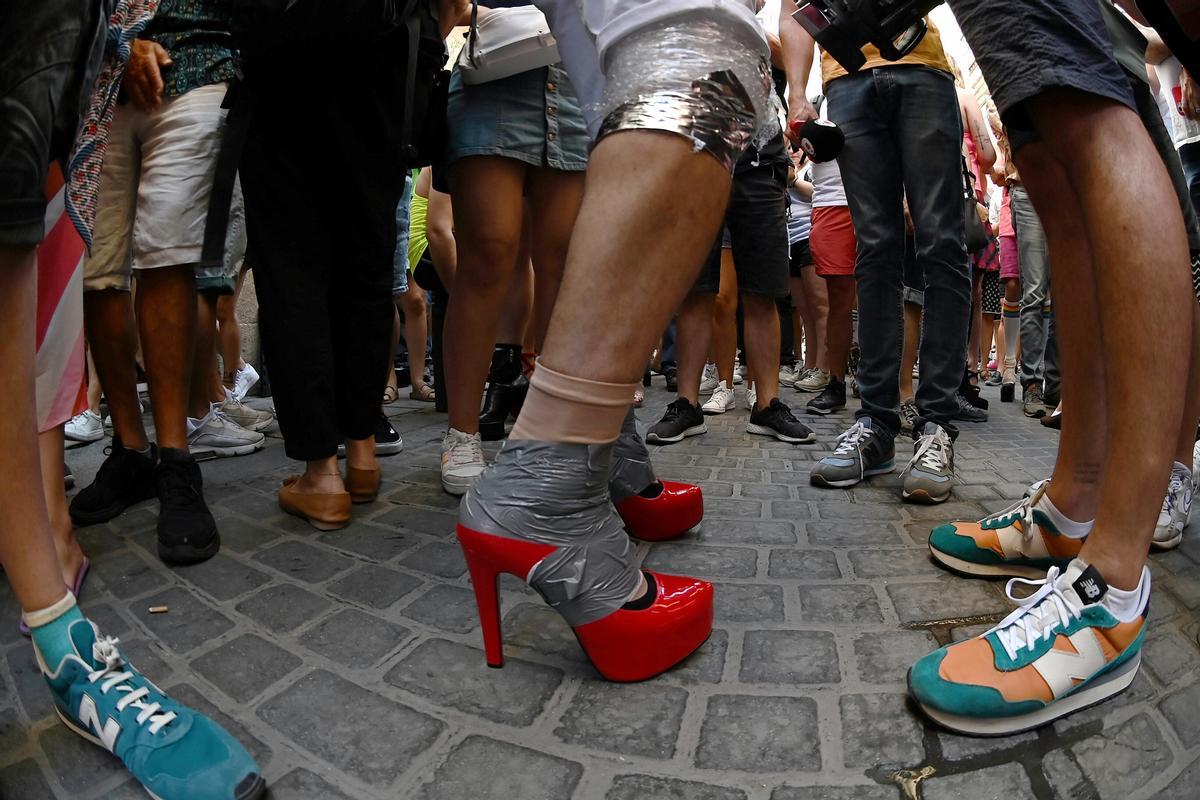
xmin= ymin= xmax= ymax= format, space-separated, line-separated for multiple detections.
xmin=457 ymin=526 xmax=713 ymax=682
xmin=615 ymin=481 xmax=703 ymax=542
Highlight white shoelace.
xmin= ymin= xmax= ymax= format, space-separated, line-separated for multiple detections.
xmin=829 ymin=421 xmax=875 ymax=480
xmin=1162 ymin=472 xmax=1186 ymax=516
xmin=908 ymin=427 xmax=952 ymax=474
xmin=448 ymin=436 xmax=484 ymax=468
xmin=988 ymin=567 xmax=1083 ymax=661
xmin=89 ymin=636 xmax=177 ymax=734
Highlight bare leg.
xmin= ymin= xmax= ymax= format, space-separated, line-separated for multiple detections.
xmin=967 ymin=268 xmax=984 ymax=378
xmin=711 ymin=251 xmax=738 ymax=386
xmin=899 ymin=302 xmax=921 ymax=402
xmin=526 ymin=168 xmax=585 ymax=349
xmin=217 ymin=266 xmax=248 ymax=392
xmin=84 ymin=289 xmax=149 ymax=450
xmin=793 ymin=268 xmax=828 ymax=370
xmin=825 ymin=276 xmax=856 ymax=380
xmin=980 ymin=312 xmax=996 ymax=374
xmin=444 ymin=157 xmax=527 ymax=434
xmin=497 ymin=249 xmax=533 ymax=345
xmin=1177 ymin=301 xmax=1200 ymax=464
xmin=85 ymin=351 xmax=102 ymax=414
xmin=0 ymin=247 xmax=69 ymax=612
xmin=191 ymin=293 xmax=223 ymax=417
xmin=41 ymin=427 xmax=86 ymax=585
xmin=136 ymin=266 xmax=197 ymax=451
xmin=385 ymin=307 xmax=401 ymax=396
xmin=743 ymin=293 xmax=781 ymax=405
xmin=398 ymin=280 xmax=430 ymax=393
xmin=677 ymin=293 xmax=716 ymax=404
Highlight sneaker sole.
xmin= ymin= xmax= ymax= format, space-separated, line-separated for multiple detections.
xmin=903 ymin=486 xmax=952 ymax=505
xmin=927 ymin=543 xmax=1056 ymax=580
xmin=805 ymin=404 xmax=845 ymax=416
xmin=702 ymin=404 xmax=734 ymax=415
xmin=64 ymin=430 xmax=105 ymax=443
xmin=796 ymin=385 xmax=829 ymax=394
xmin=745 ymin=423 xmax=816 ymax=444
xmin=1151 ymin=531 xmax=1184 ymax=550
xmin=190 ymin=440 xmax=265 ymax=461
xmin=376 ymin=440 xmax=404 ymax=457
xmin=646 ymin=424 xmax=707 ymax=444
xmin=810 ymin=461 xmax=895 ymax=488
xmin=69 ymin=494 xmax=155 ymax=527
xmin=909 ymin=652 xmax=1141 ymax=737
xmin=442 ymin=474 xmax=482 ymax=496
xmin=158 ymin=531 xmax=221 ymax=565
xmin=1024 ymin=407 xmax=1047 ymax=419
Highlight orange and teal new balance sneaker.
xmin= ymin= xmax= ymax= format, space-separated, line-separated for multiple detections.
xmin=908 ymin=559 xmax=1148 ymax=736
xmin=927 ymin=487 xmax=1084 ymax=579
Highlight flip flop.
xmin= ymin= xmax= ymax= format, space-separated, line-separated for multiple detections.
xmin=19 ymin=557 xmax=90 ymax=637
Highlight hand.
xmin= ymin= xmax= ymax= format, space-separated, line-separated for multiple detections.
xmin=124 ymin=39 xmax=172 ymax=112
xmin=1183 ymin=70 xmax=1200 ymax=121
xmin=786 ymin=90 xmax=819 ymax=146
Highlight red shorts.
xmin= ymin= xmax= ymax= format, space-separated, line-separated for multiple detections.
xmin=810 ymin=206 xmax=856 ymax=278
xmin=999 ymin=234 xmax=1020 ymax=280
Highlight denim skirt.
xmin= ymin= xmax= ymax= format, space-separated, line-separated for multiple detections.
xmin=445 ymin=63 xmax=589 ymax=171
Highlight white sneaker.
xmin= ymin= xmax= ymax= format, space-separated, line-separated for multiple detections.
xmin=232 ymin=363 xmax=260 ymax=402
xmin=1193 ymin=440 xmax=1200 ymax=487
xmin=746 ymin=381 xmax=757 ymax=411
xmin=795 ymin=368 xmax=831 ymax=393
xmin=701 ymin=381 xmax=735 ymax=415
xmin=219 ymin=391 xmax=275 ymax=432
xmin=442 ymin=428 xmax=486 ymax=496
xmin=732 ymin=362 xmax=746 ymax=385
xmin=64 ymin=410 xmax=104 ymax=443
xmin=187 ymin=407 xmax=266 ymax=459
xmin=1153 ymin=466 xmax=1193 ymax=550
xmin=779 ymin=363 xmax=799 ymax=386
xmin=699 ymin=363 xmax=719 ymax=395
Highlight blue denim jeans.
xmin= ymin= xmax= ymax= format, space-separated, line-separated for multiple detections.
xmin=1009 ymin=185 xmax=1060 ymax=394
xmin=827 ymin=66 xmax=971 ymax=441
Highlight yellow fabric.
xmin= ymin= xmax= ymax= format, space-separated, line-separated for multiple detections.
xmin=821 ymin=17 xmax=953 ymax=85
xmin=407 ymin=190 xmax=429 ymax=271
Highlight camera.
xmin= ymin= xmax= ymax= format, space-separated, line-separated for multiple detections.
xmin=793 ymin=0 xmax=944 ymax=73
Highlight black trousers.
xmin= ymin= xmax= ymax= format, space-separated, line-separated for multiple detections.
xmin=240 ymin=43 xmax=408 ymax=461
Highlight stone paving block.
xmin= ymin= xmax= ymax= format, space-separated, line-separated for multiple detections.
xmin=1159 ymin=680 xmax=1200 ymax=746
xmin=116 ymin=637 xmax=172 ymax=679
xmin=499 ymin=603 xmax=589 ymax=664
xmin=669 ymin=628 xmax=729 ymax=685
xmin=0 ymin=707 xmax=22 ymax=757
xmin=78 ymin=601 xmax=131 ymax=637
xmin=252 ymin=541 xmax=355 ymax=583
xmin=0 ymin=760 xmax=53 ymax=799
xmin=1144 ymin=631 xmax=1200 ymax=685
xmin=1156 ymin=754 xmax=1200 ymax=799
xmin=716 ymin=468 xmax=765 ymax=483
xmin=839 ymin=693 xmax=924 ymax=767
xmin=373 ymin=504 xmax=458 ymax=537
xmin=937 ymin=729 xmax=1037 ymax=761
xmin=713 ymin=583 xmax=785 ymax=623
xmin=739 ymin=483 xmax=791 ymax=500
xmin=885 ymin=579 xmax=1005 ymax=624
xmin=91 ymin=550 xmax=167 ymax=599
xmin=177 ymin=554 xmax=271 ymax=601
xmin=644 ymin=544 xmax=758 ymax=579
xmin=1056 ymin=714 xmax=1173 ymax=800
xmin=129 ymin=587 xmax=235 ymax=653
xmin=316 ymin=526 xmax=422 ymax=562
xmin=705 ymin=499 xmax=765 ymax=519
xmin=385 ymin=639 xmax=561 ymax=726
xmin=300 ymin=608 xmax=411 ymax=668
xmin=1168 ymin=567 xmax=1200 ymax=608
xmin=848 ymin=548 xmax=939 ymax=579
xmin=555 ymin=682 xmax=688 ymax=759
xmin=699 ymin=519 xmax=798 ymax=545
xmin=852 ymin=630 xmax=938 ymax=684
xmin=740 ymin=630 xmax=839 ymax=684
xmin=166 ymin=683 xmax=273 ymax=767
xmin=769 ymin=501 xmax=815 ymax=521
xmin=696 ymin=694 xmax=820 ymax=772
xmin=399 ymin=542 xmax=468 ymax=579
xmin=768 ymin=549 xmax=841 ymax=579
xmin=208 ymin=515 xmax=280 ymax=552
xmin=905 ymin=502 xmax=986 ymax=521
xmin=806 ymin=521 xmax=903 ymax=546
xmin=73 ymin=526 xmax=127 ymax=558
xmin=327 ymin=564 xmax=423 ymax=610
xmin=417 ymin=736 xmax=582 ymax=800
xmin=39 ymin=722 xmax=126 ymax=793
xmin=258 ymin=669 xmax=443 ymax=787
xmin=383 ymin=482 xmax=462 ymax=511
xmin=797 ymin=584 xmax=883 ymax=624
xmin=234 ymin=583 xmax=331 ymax=632
xmin=606 ymin=774 xmax=747 ymax=800
xmin=401 ymin=584 xmax=480 ymax=633
xmin=923 ymin=763 xmax=1033 ymax=800
xmin=815 ymin=502 xmax=902 ymax=520
xmin=191 ymin=633 xmax=301 ymax=703
xmin=268 ymin=768 xmax=355 ymax=800
xmin=770 ymin=786 xmax=895 ymax=800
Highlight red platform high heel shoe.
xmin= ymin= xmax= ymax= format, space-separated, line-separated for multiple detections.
xmin=615 ymin=481 xmax=704 ymax=542
xmin=457 ymin=525 xmax=713 ymax=682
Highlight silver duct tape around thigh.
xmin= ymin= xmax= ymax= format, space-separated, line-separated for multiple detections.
xmin=609 ymin=406 xmax=657 ymax=503
xmin=459 ymin=439 xmax=642 ymax=627
xmin=596 ymin=15 xmax=774 ymax=171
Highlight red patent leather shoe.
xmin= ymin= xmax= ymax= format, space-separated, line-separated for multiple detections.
xmin=457 ymin=525 xmax=713 ymax=682
xmin=615 ymin=481 xmax=703 ymax=542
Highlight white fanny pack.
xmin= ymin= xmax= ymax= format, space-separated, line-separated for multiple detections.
xmin=456 ymin=2 xmax=560 ymax=85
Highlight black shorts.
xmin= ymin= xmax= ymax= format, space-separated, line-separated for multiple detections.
xmin=948 ymin=0 xmax=1134 ymax=153
xmin=789 ymin=238 xmax=812 ymax=278
xmin=692 ymin=160 xmax=790 ymax=297
xmin=0 ymin=0 xmax=107 ymax=247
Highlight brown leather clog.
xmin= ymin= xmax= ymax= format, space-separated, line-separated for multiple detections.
xmin=278 ymin=475 xmax=351 ymax=530
xmin=345 ymin=466 xmax=381 ymax=504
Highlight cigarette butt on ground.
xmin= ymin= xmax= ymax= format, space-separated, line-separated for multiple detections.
xmin=148 ymin=606 xmax=169 ymax=614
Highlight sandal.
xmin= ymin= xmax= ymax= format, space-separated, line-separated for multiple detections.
xmin=383 ymin=386 xmax=400 ymax=404
xmin=410 ymin=384 xmax=436 ymax=403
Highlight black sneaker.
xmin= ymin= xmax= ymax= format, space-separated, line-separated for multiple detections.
xmin=337 ymin=415 xmax=404 ymax=457
xmin=807 ymin=377 xmax=847 ymax=415
xmin=155 ymin=448 xmax=219 ymax=565
xmin=647 ymin=398 xmax=707 ymax=444
xmin=68 ymin=436 xmax=158 ymax=526
xmin=1022 ymin=382 xmax=1047 ymax=418
xmin=664 ymin=366 xmax=678 ymax=394
xmin=952 ymin=392 xmax=989 ymax=422
xmin=747 ymin=398 xmax=816 ymax=443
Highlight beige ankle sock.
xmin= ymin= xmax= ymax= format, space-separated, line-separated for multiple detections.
xmin=509 ymin=361 xmax=637 ymax=444
xmin=21 ymin=592 xmax=76 ymax=629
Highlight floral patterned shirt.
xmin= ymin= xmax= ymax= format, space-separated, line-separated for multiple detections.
xmin=144 ymin=0 xmax=236 ymax=98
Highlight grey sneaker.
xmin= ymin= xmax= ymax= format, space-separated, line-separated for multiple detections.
xmin=187 ymin=408 xmax=266 ymax=460
xmin=1022 ymin=382 xmax=1047 ymax=418
xmin=810 ymin=419 xmax=895 ymax=488
xmin=779 ymin=363 xmax=799 ymax=386
xmin=899 ymin=400 xmax=919 ymax=433
xmin=1153 ymin=466 xmax=1193 ymax=550
xmin=699 ymin=364 xmax=720 ymax=394
xmin=795 ymin=368 xmax=831 ymax=393
xmin=901 ymin=423 xmax=955 ymax=504
xmin=442 ymin=428 xmax=486 ymax=496
xmin=219 ymin=393 xmax=275 ymax=432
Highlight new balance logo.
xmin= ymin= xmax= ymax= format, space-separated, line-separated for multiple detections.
xmin=1032 ymin=630 xmax=1108 ymax=698
xmin=78 ymin=695 xmax=121 ymax=751
xmin=1079 ymin=578 xmax=1101 ymax=601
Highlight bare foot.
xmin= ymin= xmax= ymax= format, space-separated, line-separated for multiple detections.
xmin=345 ymin=436 xmax=378 ymax=473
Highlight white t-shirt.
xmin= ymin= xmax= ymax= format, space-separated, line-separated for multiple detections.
xmin=1155 ymin=57 xmax=1200 ymax=148
xmin=810 ymin=97 xmax=847 ymax=208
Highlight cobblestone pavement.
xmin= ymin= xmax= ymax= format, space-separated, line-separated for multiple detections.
xmin=2 ymin=379 xmax=1199 ymax=800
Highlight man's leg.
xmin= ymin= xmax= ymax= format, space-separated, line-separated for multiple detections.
xmin=899 ymin=302 xmax=920 ymax=403
xmin=136 ymin=265 xmax=197 ymax=450
xmin=824 ymin=276 xmax=856 ymax=382
xmin=743 ymin=293 xmax=781 ymax=404
xmin=84 ymin=290 xmax=150 ymax=450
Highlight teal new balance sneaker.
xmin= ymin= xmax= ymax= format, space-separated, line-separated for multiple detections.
xmin=908 ymin=560 xmax=1148 ymax=736
xmin=37 ymin=619 xmax=265 ymax=800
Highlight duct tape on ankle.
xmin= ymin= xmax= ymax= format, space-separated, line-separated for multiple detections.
xmin=609 ymin=406 xmax=657 ymax=503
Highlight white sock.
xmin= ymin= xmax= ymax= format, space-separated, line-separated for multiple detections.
xmin=1036 ymin=492 xmax=1094 ymax=539
xmin=1101 ymin=568 xmax=1149 ymax=621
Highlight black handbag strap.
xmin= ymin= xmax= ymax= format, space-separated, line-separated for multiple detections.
xmin=201 ymin=81 xmax=251 ymax=269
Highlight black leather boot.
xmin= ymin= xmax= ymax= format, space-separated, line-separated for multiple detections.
xmin=479 ymin=344 xmax=528 ymax=441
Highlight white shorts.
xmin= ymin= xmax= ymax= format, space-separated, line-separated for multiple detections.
xmin=84 ymin=82 xmax=245 ymax=293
